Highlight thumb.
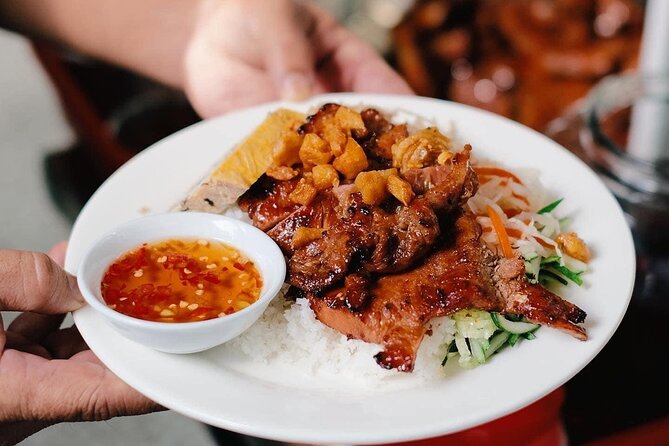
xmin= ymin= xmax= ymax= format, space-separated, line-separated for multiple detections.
xmin=261 ymin=0 xmax=317 ymax=101
xmin=47 ymin=241 xmax=69 ymax=268
xmin=0 ymin=250 xmax=84 ymax=314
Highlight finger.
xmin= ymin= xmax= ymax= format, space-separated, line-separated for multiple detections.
xmin=260 ymin=0 xmax=317 ymax=100
xmin=0 ymin=349 xmax=161 ymax=423
xmin=5 ymin=243 xmax=71 ymax=342
xmin=7 ymin=313 xmax=65 ymax=342
xmin=185 ymin=56 xmax=279 ymax=117
xmin=3 ymin=331 xmax=52 ymax=359
xmin=70 ymin=350 xmax=166 ymax=414
xmin=70 ymin=351 xmax=164 ymax=412
xmin=42 ymin=326 xmax=89 ymax=359
xmin=327 ymin=40 xmax=414 ymax=94
xmin=47 ymin=241 xmax=68 ymax=268
xmin=308 ymin=4 xmax=413 ymax=95
xmin=0 ymin=250 xmax=84 ymax=313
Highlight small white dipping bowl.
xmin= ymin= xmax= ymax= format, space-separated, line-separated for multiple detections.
xmin=77 ymin=212 xmax=286 ymax=354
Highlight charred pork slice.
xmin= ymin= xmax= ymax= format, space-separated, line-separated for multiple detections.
xmin=402 ymin=146 xmax=478 ymax=213
xmin=273 ymin=149 xmax=477 ymax=292
xmin=285 ymin=194 xmax=440 ymax=292
xmin=238 ymin=175 xmax=301 ymax=231
xmin=358 ymin=108 xmax=408 ymax=167
xmin=308 ymin=212 xmax=587 ymax=372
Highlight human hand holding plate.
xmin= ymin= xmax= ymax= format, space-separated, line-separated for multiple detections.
xmin=0 ymin=243 xmax=158 ymax=445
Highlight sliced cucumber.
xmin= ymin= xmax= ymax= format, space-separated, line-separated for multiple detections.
xmin=441 ymin=351 xmax=459 ymax=366
xmin=540 ymin=255 xmax=561 ymax=265
xmin=562 ymin=254 xmax=587 ymax=275
xmin=491 ymin=313 xmax=540 ymax=334
xmin=469 ymin=338 xmax=486 ymax=364
xmin=485 ymin=331 xmax=510 ymax=358
xmin=525 ymin=256 xmax=541 ymax=284
xmin=508 ymin=333 xmax=520 ymax=347
xmin=539 ymin=269 xmax=569 ymax=286
xmin=551 ymin=265 xmax=584 ymax=286
xmin=454 ymin=335 xmax=470 ymax=358
xmin=441 ymin=341 xmax=459 ymax=366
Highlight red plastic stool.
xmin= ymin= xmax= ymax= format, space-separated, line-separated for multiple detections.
xmin=375 ymin=388 xmax=566 ymax=446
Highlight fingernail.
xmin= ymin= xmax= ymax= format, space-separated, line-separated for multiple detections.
xmin=281 ymin=72 xmax=313 ymax=101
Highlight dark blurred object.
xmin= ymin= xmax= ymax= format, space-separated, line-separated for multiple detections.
xmin=548 ymin=74 xmax=669 ymax=252
xmin=583 ymin=415 xmax=669 ymax=446
xmin=563 ymin=265 xmax=669 ymax=444
xmin=547 ymin=73 xmax=669 ymax=443
xmin=34 ymin=44 xmax=200 ymax=183
xmin=393 ymin=0 xmax=644 ymax=131
xmin=207 ymin=426 xmax=283 ymax=446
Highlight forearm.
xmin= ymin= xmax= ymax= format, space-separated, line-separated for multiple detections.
xmin=0 ymin=0 xmax=202 ymax=89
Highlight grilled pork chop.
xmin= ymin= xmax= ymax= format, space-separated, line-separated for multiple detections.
xmin=309 ymin=212 xmax=587 ymax=372
xmin=238 ymin=175 xmax=301 ymax=231
xmin=241 ymin=149 xmax=476 ymax=294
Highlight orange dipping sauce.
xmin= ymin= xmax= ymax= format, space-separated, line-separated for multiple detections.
xmin=101 ymin=238 xmax=262 ymax=322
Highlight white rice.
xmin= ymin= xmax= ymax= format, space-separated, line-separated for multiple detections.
xmin=223 ymin=292 xmax=456 ymax=383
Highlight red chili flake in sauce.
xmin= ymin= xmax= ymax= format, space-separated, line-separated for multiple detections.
xmin=101 ymin=239 xmax=262 ymax=322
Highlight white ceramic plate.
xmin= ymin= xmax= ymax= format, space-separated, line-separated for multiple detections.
xmin=66 ymin=94 xmax=635 ymax=445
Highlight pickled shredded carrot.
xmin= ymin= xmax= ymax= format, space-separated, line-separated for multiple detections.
xmin=476 ymin=166 xmax=523 ymax=184
xmin=504 ymin=208 xmax=522 ymax=218
xmin=512 ymin=193 xmax=530 ymax=206
xmin=506 ymin=228 xmax=523 ymax=238
xmin=486 ymin=206 xmax=514 ymax=258
xmin=489 ymin=224 xmax=556 ymax=249
xmin=533 ymin=236 xmax=556 ymax=249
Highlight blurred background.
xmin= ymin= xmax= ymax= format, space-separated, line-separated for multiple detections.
xmin=2 ymin=0 xmax=667 ymax=445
